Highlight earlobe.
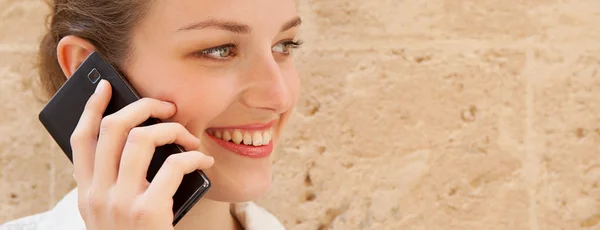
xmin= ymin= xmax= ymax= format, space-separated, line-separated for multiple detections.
xmin=56 ymin=36 xmax=96 ymax=79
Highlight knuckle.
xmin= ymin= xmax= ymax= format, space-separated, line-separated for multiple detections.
xmin=139 ymin=97 xmax=159 ymax=109
xmin=69 ymin=129 xmax=85 ymax=146
xmin=108 ymin=197 xmax=129 ymax=218
xmin=138 ymin=97 xmax=155 ymax=104
xmin=173 ymin=122 xmax=188 ymax=133
xmin=77 ymin=194 xmax=89 ymax=217
xmin=140 ymin=97 xmax=169 ymax=113
xmin=164 ymin=155 xmax=184 ymax=169
xmin=163 ymin=155 xmax=185 ymax=175
xmin=127 ymin=127 xmax=149 ymax=144
xmin=164 ymin=122 xmax=186 ymax=135
xmin=87 ymin=190 xmax=107 ymax=214
xmin=171 ymin=122 xmax=185 ymax=129
xmin=131 ymin=203 xmax=155 ymax=225
xmin=99 ymin=115 xmax=121 ymax=134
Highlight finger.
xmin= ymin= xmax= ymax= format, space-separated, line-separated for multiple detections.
xmin=144 ymin=151 xmax=214 ymax=200
xmin=70 ymin=79 xmax=111 ymax=190
xmin=92 ymin=97 xmax=177 ymax=190
xmin=114 ymin=123 xmax=201 ymax=193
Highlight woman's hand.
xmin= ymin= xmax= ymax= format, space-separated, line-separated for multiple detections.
xmin=70 ymin=79 xmax=214 ymax=230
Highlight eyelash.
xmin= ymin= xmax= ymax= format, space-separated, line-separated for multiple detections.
xmin=192 ymin=39 xmax=304 ymax=61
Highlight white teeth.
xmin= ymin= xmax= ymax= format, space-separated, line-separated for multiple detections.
xmin=243 ymin=132 xmax=252 ymax=145
xmin=252 ymin=132 xmax=263 ymax=146
xmin=263 ymin=131 xmax=271 ymax=144
xmin=212 ymin=129 xmax=273 ymax=146
xmin=222 ymin=131 xmax=231 ymax=141
xmin=232 ymin=130 xmax=243 ymax=144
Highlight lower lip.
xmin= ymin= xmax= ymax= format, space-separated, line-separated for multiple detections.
xmin=205 ymin=132 xmax=274 ymax=158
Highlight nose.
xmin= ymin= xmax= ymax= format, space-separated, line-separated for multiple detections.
xmin=240 ymin=53 xmax=293 ymax=114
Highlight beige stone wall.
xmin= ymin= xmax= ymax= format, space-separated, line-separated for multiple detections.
xmin=2 ymin=0 xmax=600 ymax=229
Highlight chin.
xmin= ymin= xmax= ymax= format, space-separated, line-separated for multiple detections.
xmin=198 ymin=132 xmax=276 ymax=203
xmin=203 ymin=157 xmax=273 ymax=203
xmin=197 ymin=120 xmax=283 ymax=203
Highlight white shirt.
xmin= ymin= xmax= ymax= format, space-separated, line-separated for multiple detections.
xmin=0 ymin=188 xmax=285 ymax=230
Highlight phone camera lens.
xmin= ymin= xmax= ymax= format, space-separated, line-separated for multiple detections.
xmin=87 ymin=68 xmax=101 ymax=83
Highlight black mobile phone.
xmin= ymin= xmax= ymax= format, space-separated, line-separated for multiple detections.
xmin=38 ymin=51 xmax=210 ymax=226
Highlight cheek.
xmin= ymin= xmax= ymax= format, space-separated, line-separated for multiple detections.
xmin=126 ymin=66 xmax=240 ymax=127
xmin=166 ymin=82 xmax=240 ymax=127
xmin=283 ymin=63 xmax=301 ymax=107
xmin=274 ymin=63 xmax=300 ymax=137
xmin=173 ymin=91 xmax=228 ymax=125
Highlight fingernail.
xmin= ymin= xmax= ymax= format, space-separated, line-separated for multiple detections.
xmin=95 ymin=80 xmax=105 ymax=94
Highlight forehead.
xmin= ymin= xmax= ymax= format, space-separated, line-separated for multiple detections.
xmin=143 ymin=0 xmax=298 ymax=34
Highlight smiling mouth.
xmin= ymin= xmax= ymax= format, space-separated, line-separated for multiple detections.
xmin=205 ymin=129 xmax=273 ymax=147
xmin=205 ymin=122 xmax=276 ymax=158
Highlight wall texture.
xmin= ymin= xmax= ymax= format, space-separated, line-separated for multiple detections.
xmin=2 ymin=0 xmax=600 ymax=229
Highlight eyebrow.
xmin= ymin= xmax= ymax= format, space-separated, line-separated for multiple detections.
xmin=280 ymin=17 xmax=302 ymax=32
xmin=177 ymin=16 xmax=302 ymax=34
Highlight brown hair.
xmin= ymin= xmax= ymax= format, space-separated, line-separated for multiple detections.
xmin=37 ymin=0 xmax=152 ymax=99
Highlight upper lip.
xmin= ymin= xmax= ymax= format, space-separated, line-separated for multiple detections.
xmin=206 ymin=119 xmax=277 ymax=132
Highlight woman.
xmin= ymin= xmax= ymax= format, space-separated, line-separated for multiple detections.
xmin=2 ymin=0 xmax=302 ymax=229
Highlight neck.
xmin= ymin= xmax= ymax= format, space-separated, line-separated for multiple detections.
xmin=174 ymin=198 xmax=242 ymax=230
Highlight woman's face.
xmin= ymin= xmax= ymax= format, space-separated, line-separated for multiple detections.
xmin=122 ymin=0 xmax=301 ymax=202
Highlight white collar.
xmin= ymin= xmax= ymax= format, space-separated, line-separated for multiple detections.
xmin=1 ymin=188 xmax=285 ymax=230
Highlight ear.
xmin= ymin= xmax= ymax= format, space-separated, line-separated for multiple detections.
xmin=56 ymin=35 xmax=96 ymax=79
